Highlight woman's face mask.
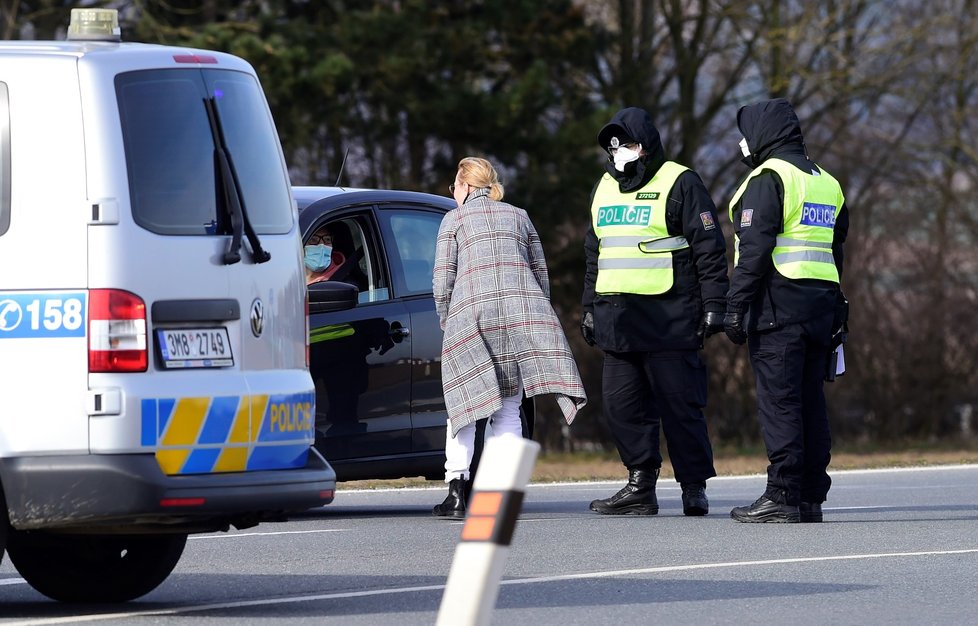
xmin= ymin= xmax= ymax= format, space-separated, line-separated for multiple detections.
xmin=612 ymin=144 xmax=642 ymax=172
xmin=304 ymin=244 xmax=333 ymax=272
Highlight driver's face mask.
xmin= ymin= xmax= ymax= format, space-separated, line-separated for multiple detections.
xmin=739 ymin=137 xmax=750 ymax=158
xmin=304 ymin=244 xmax=333 ymax=272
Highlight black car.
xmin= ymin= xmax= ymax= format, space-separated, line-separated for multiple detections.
xmin=297 ymin=186 xmax=534 ymax=482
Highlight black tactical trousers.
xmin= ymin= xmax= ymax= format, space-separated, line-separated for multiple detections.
xmin=748 ymin=311 xmax=835 ymax=506
xmin=601 ymin=350 xmax=716 ymax=484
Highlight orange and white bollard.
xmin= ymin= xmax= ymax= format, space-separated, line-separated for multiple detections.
xmin=436 ymin=433 xmax=540 ymax=626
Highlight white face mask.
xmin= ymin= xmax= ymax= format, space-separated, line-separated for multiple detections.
xmin=739 ymin=137 xmax=750 ymax=158
xmin=613 ymin=145 xmax=642 ymax=171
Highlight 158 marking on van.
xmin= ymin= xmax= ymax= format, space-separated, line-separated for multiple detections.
xmin=0 ymin=292 xmax=87 ymax=338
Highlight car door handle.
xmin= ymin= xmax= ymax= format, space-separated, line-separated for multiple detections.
xmin=389 ymin=322 xmax=410 ymax=340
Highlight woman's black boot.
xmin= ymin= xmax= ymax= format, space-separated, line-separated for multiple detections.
xmin=432 ymin=478 xmax=467 ymax=518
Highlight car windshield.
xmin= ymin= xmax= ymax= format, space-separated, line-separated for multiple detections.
xmin=116 ymin=68 xmax=292 ymax=235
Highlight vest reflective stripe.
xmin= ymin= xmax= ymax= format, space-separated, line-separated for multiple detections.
xmin=776 ymin=236 xmax=832 ymax=249
xmin=638 ymin=235 xmax=689 ymax=252
xmin=601 ymin=235 xmax=688 ymax=251
xmin=598 ymin=257 xmax=674 ymax=270
xmin=728 ymin=158 xmax=843 ymax=283
xmin=776 ymin=250 xmax=836 ymax=264
xmin=599 ymin=235 xmax=649 ymax=248
xmin=591 ymin=161 xmax=688 ymax=295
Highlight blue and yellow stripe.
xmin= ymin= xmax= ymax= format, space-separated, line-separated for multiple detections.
xmin=140 ymin=392 xmax=315 ymax=475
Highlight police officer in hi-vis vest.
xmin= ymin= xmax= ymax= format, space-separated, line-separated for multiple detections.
xmin=724 ymin=98 xmax=850 ymax=523
xmin=582 ymin=107 xmax=729 ymax=516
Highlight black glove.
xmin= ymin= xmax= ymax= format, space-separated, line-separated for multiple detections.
xmin=723 ymin=311 xmax=747 ymax=345
xmin=831 ymin=291 xmax=849 ymax=348
xmin=581 ymin=311 xmax=596 ymax=346
xmin=698 ymin=311 xmax=725 ymax=341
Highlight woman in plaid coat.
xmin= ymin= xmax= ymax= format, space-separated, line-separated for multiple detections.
xmin=432 ymin=157 xmax=587 ymax=517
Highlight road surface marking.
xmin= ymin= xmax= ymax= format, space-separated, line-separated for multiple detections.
xmin=6 ymin=547 xmax=978 ymax=624
xmin=190 ymin=528 xmax=349 ymax=540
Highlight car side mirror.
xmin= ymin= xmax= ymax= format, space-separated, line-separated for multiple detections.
xmin=308 ymin=281 xmax=358 ymax=314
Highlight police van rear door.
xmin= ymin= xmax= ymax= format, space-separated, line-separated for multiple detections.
xmin=85 ymin=53 xmax=313 ymax=474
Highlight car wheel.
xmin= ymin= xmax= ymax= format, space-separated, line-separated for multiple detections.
xmin=6 ymin=531 xmax=187 ymax=603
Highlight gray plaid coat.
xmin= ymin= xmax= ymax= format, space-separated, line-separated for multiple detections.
xmin=434 ymin=188 xmax=587 ymax=437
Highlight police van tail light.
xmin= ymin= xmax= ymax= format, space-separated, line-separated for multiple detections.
xmin=305 ymin=291 xmax=310 ymax=369
xmin=89 ymin=289 xmax=148 ymax=373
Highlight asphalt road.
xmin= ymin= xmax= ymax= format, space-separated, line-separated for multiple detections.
xmin=1 ymin=464 xmax=977 ymax=625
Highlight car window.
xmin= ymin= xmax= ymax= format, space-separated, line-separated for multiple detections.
xmin=383 ymin=209 xmax=444 ymax=297
xmin=306 ymin=214 xmax=390 ymax=304
xmin=116 ymin=68 xmax=292 ymax=236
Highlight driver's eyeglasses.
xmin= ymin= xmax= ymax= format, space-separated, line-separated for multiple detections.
xmin=308 ymin=233 xmax=332 ymax=245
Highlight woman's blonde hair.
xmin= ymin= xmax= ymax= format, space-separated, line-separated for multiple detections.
xmin=457 ymin=157 xmax=504 ymax=201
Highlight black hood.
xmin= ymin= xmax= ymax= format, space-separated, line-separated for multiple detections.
xmin=597 ymin=107 xmax=666 ymax=190
xmin=737 ymin=98 xmax=806 ymax=168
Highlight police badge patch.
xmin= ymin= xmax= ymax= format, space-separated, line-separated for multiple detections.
xmin=699 ymin=211 xmax=715 ymax=230
xmin=740 ymin=209 xmax=754 ymax=227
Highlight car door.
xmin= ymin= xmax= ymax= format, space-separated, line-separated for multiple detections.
xmin=377 ymin=206 xmax=449 ymax=455
xmin=304 ymin=207 xmax=413 ymax=463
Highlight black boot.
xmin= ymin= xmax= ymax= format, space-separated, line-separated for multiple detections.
xmin=589 ymin=468 xmax=659 ymax=515
xmin=432 ymin=478 xmax=467 ymax=518
xmin=730 ymin=496 xmax=800 ymax=523
xmin=681 ymin=482 xmax=709 ymax=516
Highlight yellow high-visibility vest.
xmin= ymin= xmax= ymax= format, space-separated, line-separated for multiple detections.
xmin=729 ymin=158 xmax=843 ymax=282
xmin=591 ymin=161 xmax=688 ymax=295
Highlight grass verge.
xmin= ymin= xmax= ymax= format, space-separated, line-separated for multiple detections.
xmin=338 ymin=446 xmax=978 ymax=490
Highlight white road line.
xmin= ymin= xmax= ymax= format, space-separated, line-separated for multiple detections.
xmin=5 ymin=547 xmax=977 ymax=625
xmin=0 ymin=578 xmax=25 ymax=586
xmin=826 ymin=505 xmax=897 ymax=511
xmin=445 ymin=509 xmax=596 ymax=526
xmin=498 ymin=548 xmax=978 ymax=584
xmin=189 ymin=528 xmax=349 ymax=540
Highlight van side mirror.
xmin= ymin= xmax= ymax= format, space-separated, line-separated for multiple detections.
xmin=308 ymin=281 xmax=358 ymax=314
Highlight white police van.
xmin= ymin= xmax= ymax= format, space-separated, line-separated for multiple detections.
xmin=0 ymin=9 xmax=336 ymax=602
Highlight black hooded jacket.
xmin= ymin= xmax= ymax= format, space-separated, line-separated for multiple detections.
xmin=582 ymin=107 xmax=729 ymax=352
xmin=727 ymin=98 xmax=849 ymax=331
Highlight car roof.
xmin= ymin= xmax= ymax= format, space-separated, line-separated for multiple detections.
xmin=293 ymin=186 xmax=454 ymax=210
xmin=294 ymin=186 xmax=455 ymax=230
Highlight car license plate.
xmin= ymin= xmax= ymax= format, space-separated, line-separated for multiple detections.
xmin=156 ymin=328 xmax=233 ymax=369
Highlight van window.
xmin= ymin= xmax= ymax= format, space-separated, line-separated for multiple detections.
xmin=0 ymin=82 xmax=9 ymax=236
xmin=116 ymin=69 xmax=291 ymax=236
